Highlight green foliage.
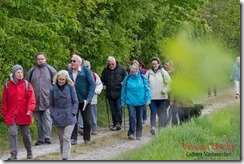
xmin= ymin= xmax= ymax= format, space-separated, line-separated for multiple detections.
xmin=115 ymin=103 xmax=240 ymax=160
xmin=164 ymin=27 xmax=234 ymax=99
xmin=0 ymin=0 xmax=240 ymax=142
xmin=199 ymin=0 xmax=240 ymax=55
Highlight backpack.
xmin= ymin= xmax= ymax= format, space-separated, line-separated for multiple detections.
xmin=50 ymin=85 xmax=72 ymax=98
xmin=5 ymin=80 xmax=29 ymax=93
xmin=147 ymin=68 xmax=167 ymax=85
xmin=28 ymin=65 xmax=54 ymax=82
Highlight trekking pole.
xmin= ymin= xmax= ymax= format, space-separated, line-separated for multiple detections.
xmin=104 ymin=93 xmax=112 ymax=130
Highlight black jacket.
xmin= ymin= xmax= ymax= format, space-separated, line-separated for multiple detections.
xmin=101 ymin=61 xmax=127 ymax=99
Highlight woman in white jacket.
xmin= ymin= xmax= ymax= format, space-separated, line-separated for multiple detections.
xmin=145 ymin=57 xmax=171 ymax=135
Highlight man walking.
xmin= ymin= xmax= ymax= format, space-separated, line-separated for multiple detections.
xmin=101 ymin=56 xmax=127 ymax=130
xmin=26 ymin=52 xmax=57 ymax=145
xmin=69 ymin=55 xmax=95 ymax=145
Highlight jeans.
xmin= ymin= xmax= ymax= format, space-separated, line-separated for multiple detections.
xmin=149 ymin=100 xmax=169 ymax=129
xmin=34 ymin=108 xmax=52 ymax=142
xmin=9 ymin=119 xmax=32 ymax=156
xmin=127 ymin=105 xmax=144 ymax=138
xmin=71 ymin=103 xmax=91 ymax=141
xmin=108 ymin=98 xmax=122 ymax=126
xmin=90 ymin=104 xmax=97 ymax=131
xmin=56 ymin=124 xmax=75 ymax=160
xmin=142 ymin=105 xmax=147 ymax=121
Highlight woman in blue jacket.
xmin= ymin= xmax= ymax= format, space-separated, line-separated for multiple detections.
xmin=50 ymin=70 xmax=78 ymax=160
xmin=121 ymin=64 xmax=151 ymax=140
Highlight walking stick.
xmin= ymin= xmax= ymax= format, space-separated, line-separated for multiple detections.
xmin=104 ymin=93 xmax=112 ymax=130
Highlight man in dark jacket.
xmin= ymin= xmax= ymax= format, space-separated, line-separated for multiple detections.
xmin=101 ymin=56 xmax=127 ymax=130
xmin=69 ymin=54 xmax=95 ymax=145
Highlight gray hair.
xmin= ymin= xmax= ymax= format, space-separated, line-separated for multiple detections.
xmin=83 ymin=60 xmax=91 ymax=69
xmin=53 ymin=70 xmax=74 ymax=86
xmin=72 ymin=54 xmax=82 ymax=63
xmin=130 ymin=63 xmax=139 ymax=72
xmin=107 ymin=56 xmax=116 ymax=62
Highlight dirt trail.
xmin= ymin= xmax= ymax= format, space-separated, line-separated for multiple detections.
xmin=0 ymin=87 xmax=240 ymax=160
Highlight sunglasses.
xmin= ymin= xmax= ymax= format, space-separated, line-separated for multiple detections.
xmin=70 ymin=60 xmax=76 ymax=63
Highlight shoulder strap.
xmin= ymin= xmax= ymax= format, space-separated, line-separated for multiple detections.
xmin=24 ymin=80 xmax=29 ymax=93
xmin=93 ymin=72 xmax=96 ymax=81
xmin=28 ymin=67 xmax=35 ymax=82
xmin=160 ymin=69 xmax=166 ymax=85
xmin=4 ymin=82 xmax=9 ymax=90
xmin=47 ymin=65 xmax=55 ymax=82
xmin=5 ymin=80 xmax=29 ymax=92
xmin=51 ymin=85 xmax=55 ymax=98
xmin=29 ymin=65 xmax=54 ymax=82
xmin=68 ymin=85 xmax=72 ymax=93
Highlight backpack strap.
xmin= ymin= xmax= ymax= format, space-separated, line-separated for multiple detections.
xmin=51 ymin=85 xmax=72 ymax=97
xmin=24 ymin=80 xmax=29 ymax=93
xmin=29 ymin=65 xmax=54 ymax=83
xmin=5 ymin=80 xmax=29 ymax=93
xmin=93 ymin=72 xmax=96 ymax=82
xmin=148 ymin=69 xmax=166 ymax=85
xmin=5 ymin=80 xmax=29 ymax=100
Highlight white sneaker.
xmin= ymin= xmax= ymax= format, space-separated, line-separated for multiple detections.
xmin=128 ymin=135 xmax=134 ymax=140
xmin=150 ymin=127 xmax=156 ymax=135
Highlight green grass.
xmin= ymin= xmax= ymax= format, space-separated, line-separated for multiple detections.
xmin=114 ymin=103 xmax=240 ymax=160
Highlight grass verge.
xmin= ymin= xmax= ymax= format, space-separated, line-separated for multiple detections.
xmin=114 ymin=103 xmax=240 ymax=160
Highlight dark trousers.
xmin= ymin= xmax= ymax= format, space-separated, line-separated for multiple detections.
xmin=71 ymin=103 xmax=91 ymax=141
xmin=108 ymin=98 xmax=122 ymax=126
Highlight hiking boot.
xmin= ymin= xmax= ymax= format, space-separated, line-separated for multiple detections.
xmin=150 ymin=127 xmax=156 ymax=135
xmin=79 ymin=128 xmax=83 ymax=135
xmin=116 ymin=124 xmax=121 ymax=131
xmin=35 ymin=140 xmax=44 ymax=146
xmin=45 ymin=138 xmax=51 ymax=144
xmin=27 ymin=150 xmax=33 ymax=159
xmin=110 ymin=125 xmax=116 ymax=131
xmin=143 ymin=120 xmax=147 ymax=124
xmin=128 ymin=135 xmax=134 ymax=140
xmin=7 ymin=154 xmax=17 ymax=160
xmin=62 ymin=158 xmax=68 ymax=160
xmin=235 ymin=94 xmax=239 ymax=99
xmin=136 ymin=137 xmax=141 ymax=140
xmin=91 ymin=130 xmax=97 ymax=135
xmin=84 ymin=140 xmax=91 ymax=144
xmin=71 ymin=139 xmax=77 ymax=145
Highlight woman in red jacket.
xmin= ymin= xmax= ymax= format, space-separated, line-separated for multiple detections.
xmin=1 ymin=64 xmax=36 ymax=160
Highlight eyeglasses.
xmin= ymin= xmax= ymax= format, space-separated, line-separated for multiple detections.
xmin=70 ymin=60 xmax=76 ymax=63
xmin=108 ymin=63 xmax=115 ymax=66
xmin=58 ymin=78 xmax=66 ymax=81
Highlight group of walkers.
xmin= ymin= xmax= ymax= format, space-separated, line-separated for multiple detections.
xmin=1 ymin=52 xmax=240 ymax=160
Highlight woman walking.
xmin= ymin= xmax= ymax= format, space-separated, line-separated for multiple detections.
xmin=1 ymin=64 xmax=36 ymax=160
xmin=121 ymin=64 xmax=151 ymax=140
xmin=50 ymin=70 xmax=78 ymax=160
xmin=145 ymin=57 xmax=171 ymax=135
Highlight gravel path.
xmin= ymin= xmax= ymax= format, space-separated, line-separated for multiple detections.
xmin=0 ymin=87 xmax=240 ymax=161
